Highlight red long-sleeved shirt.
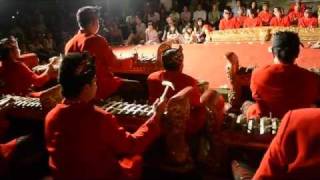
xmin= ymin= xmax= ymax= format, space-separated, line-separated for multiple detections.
xmin=219 ymin=17 xmax=240 ymax=30
xmin=258 ymin=11 xmax=273 ymax=26
xmin=65 ymin=30 xmax=122 ymax=99
xmin=254 ymin=108 xmax=320 ymax=179
xmin=247 ymin=64 xmax=320 ymax=119
xmin=243 ymin=17 xmax=263 ymax=28
xmin=270 ymin=17 xmax=291 ymax=27
xmin=45 ymin=101 xmax=160 ymax=180
xmin=298 ymin=17 xmax=318 ymax=28
xmin=0 ymin=60 xmax=49 ymax=96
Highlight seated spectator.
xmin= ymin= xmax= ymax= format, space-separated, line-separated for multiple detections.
xmin=270 ymin=7 xmax=290 ymax=27
xmin=162 ymin=16 xmax=181 ymax=43
xmin=45 ymin=52 xmax=166 ymax=180
xmin=169 ymin=8 xmax=180 ymax=25
xmin=193 ymin=18 xmax=206 ymax=43
xmin=147 ymin=8 xmax=160 ymax=27
xmin=208 ymin=3 xmax=221 ymax=29
xmin=258 ymin=2 xmax=273 ymax=26
xmin=182 ymin=23 xmax=195 ymax=44
xmin=126 ymin=16 xmax=146 ymax=45
xmin=147 ymin=47 xmax=205 ymax=135
xmin=243 ymin=8 xmax=262 ymax=28
xmin=232 ymin=0 xmax=242 ymax=16
xmin=0 ymin=36 xmax=55 ymax=96
xmin=108 ymin=20 xmax=124 ymax=45
xmin=145 ymin=22 xmax=160 ymax=45
xmin=288 ymin=3 xmax=304 ymax=25
xmin=248 ymin=0 xmax=259 ymax=14
xmin=180 ymin=5 xmax=192 ymax=27
xmin=235 ymin=6 xmax=247 ymax=28
xmin=219 ymin=7 xmax=240 ymax=30
xmin=298 ymin=8 xmax=318 ymax=28
xmin=254 ymin=108 xmax=320 ymax=179
xmin=42 ymin=33 xmax=57 ymax=56
xmin=193 ymin=4 xmax=207 ymax=22
xmin=244 ymin=32 xmax=320 ymax=119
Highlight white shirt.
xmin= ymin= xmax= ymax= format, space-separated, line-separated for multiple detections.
xmin=193 ymin=10 xmax=207 ymax=21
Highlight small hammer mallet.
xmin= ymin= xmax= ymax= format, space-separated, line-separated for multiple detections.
xmin=160 ymin=80 xmax=175 ymax=102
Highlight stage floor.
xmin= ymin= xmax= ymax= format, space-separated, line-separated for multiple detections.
xmin=113 ymin=43 xmax=320 ymax=88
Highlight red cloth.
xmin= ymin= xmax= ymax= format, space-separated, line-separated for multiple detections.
xmin=247 ymin=64 xmax=320 ymax=119
xmin=270 ymin=17 xmax=291 ymax=27
xmin=235 ymin=16 xmax=247 ymax=28
xmin=298 ymin=17 xmax=318 ymax=28
xmin=258 ymin=11 xmax=273 ymax=25
xmin=287 ymin=11 xmax=303 ymax=24
xmin=65 ymin=30 xmax=123 ymax=99
xmin=147 ymin=70 xmax=205 ymax=134
xmin=0 ymin=60 xmax=49 ymax=96
xmin=17 ymin=53 xmax=39 ymax=68
xmin=45 ymin=101 xmax=160 ymax=180
xmin=219 ymin=17 xmax=240 ymax=30
xmin=254 ymin=108 xmax=320 ymax=179
xmin=243 ymin=17 xmax=262 ymax=28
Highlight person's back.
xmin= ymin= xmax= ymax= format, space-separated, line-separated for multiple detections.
xmin=251 ymin=64 xmax=319 ymax=118
xmin=254 ymin=108 xmax=320 ymax=179
xmin=247 ymin=31 xmax=320 ymax=119
xmin=46 ymin=102 xmax=121 ymax=179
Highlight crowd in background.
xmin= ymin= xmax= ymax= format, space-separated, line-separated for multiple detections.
xmin=2 ymin=0 xmax=320 ymax=62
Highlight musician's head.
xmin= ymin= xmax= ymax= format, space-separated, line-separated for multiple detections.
xmin=273 ymin=7 xmax=283 ymax=18
xmin=248 ymin=8 xmax=257 ymax=18
xmin=262 ymin=2 xmax=269 ymax=11
xmin=76 ymin=6 xmax=100 ymax=34
xmin=271 ymin=31 xmax=301 ymax=64
xmin=223 ymin=7 xmax=232 ymax=20
xmin=59 ymin=52 xmax=96 ymax=102
xmin=0 ymin=36 xmax=21 ymax=61
xmin=162 ymin=46 xmax=184 ymax=72
xmin=304 ymin=8 xmax=312 ymax=18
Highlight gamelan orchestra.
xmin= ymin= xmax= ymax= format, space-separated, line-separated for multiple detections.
xmin=1 ymin=1 xmax=320 ymax=180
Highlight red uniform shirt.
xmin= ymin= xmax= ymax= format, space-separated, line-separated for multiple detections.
xmin=65 ymin=30 xmax=122 ymax=99
xmin=45 ymin=101 xmax=160 ymax=180
xmin=147 ymin=70 xmax=205 ymax=134
xmin=298 ymin=17 xmax=318 ymax=28
xmin=235 ymin=16 xmax=247 ymax=28
xmin=0 ymin=60 xmax=49 ymax=96
xmin=243 ymin=17 xmax=262 ymax=28
xmin=248 ymin=64 xmax=320 ymax=119
xmin=270 ymin=16 xmax=291 ymax=27
xmin=288 ymin=11 xmax=303 ymax=25
xmin=254 ymin=108 xmax=320 ymax=179
xmin=219 ymin=17 xmax=240 ymax=30
xmin=258 ymin=11 xmax=273 ymax=26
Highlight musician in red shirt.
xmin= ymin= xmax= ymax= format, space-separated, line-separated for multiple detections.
xmin=298 ymin=8 xmax=318 ymax=28
xmin=245 ymin=32 xmax=320 ymax=119
xmin=235 ymin=6 xmax=247 ymax=28
xmin=289 ymin=0 xmax=306 ymax=13
xmin=219 ymin=7 xmax=240 ymax=30
xmin=65 ymin=6 xmax=139 ymax=100
xmin=254 ymin=108 xmax=320 ymax=179
xmin=270 ymin=7 xmax=291 ymax=27
xmin=147 ymin=46 xmax=205 ymax=135
xmin=243 ymin=9 xmax=262 ymax=28
xmin=0 ymin=36 xmax=55 ymax=96
xmin=45 ymin=52 xmax=165 ymax=180
xmin=258 ymin=2 xmax=273 ymax=26
xmin=288 ymin=4 xmax=303 ymax=25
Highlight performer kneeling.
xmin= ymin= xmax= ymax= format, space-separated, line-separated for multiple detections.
xmin=45 ymin=52 xmax=165 ymax=180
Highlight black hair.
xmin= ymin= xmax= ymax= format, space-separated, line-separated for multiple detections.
xmin=59 ymin=52 xmax=96 ymax=99
xmin=76 ymin=6 xmax=100 ymax=29
xmin=0 ymin=36 xmax=16 ymax=60
xmin=162 ymin=49 xmax=182 ymax=71
xmin=248 ymin=8 xmax=257 ymax=16
xmin=272 ymin=31 xmax=301 ymax=64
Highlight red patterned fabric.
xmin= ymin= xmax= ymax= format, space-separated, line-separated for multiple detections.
xmin=254 ymin=108 xmax=320 ymax=179
xmin=45 ymin=101 xmax=160 ymax=180
xmin=298 ymin=17 xmax=318 ymax=28
xmin=258 ymin=11 xmax=273 ymax=25
xmin=243 ymin=17 xmax=263 ymax=28
xmin=65 ymin=30 xmax=123 ymax=99
xmin=270 ymin=17 xmax=291 ymax=27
